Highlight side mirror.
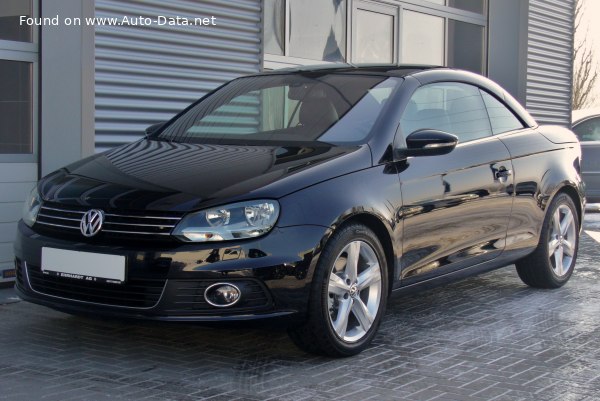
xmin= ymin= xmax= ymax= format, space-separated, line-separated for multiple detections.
xmin=401 ymin=129 xmax=458 ymax=157
xmin=145 ymin=121 xmax=166 ymax=137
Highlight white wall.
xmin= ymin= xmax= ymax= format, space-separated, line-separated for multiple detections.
xmin=0 ymin=163 xmax=36 ymax=283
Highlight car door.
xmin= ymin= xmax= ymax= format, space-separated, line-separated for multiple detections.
xmin=397 ymin=82 xmax=514 ymax=285
xmin=572 ymin=116 xmax=600 ymax=202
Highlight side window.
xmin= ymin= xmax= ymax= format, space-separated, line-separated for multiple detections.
xmin=401 ymin=82 xmax=492 ymax=143
xmin=480 ymin=90 xmax=525 ymax=135
xmin=573 ymin=117 xmax=600 ymax=142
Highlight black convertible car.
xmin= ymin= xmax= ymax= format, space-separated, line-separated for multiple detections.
xmin=15 ymin=65 xmax=584 ymax=356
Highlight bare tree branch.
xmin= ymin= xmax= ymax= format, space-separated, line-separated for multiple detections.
xmin=573 ymin=0 xmax=599 ymax=109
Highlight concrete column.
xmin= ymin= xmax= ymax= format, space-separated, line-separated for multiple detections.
xmin=40 ymin=0 xmax=95 ymax=176
xmin=487 ymin=0 xmax=529 ymax=106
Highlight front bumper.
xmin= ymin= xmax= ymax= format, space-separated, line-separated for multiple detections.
xmin=14 ymin=221 xmax=329 ymax=322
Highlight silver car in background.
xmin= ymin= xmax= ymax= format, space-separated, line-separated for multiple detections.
xmin=573 ymin=108 xmax=600 ymax=204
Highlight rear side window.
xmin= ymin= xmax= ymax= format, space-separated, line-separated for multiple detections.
xmin=480 ymin=90 xmax=525 ymax=135
xmin=573 ymin=117 xmax=600 ymax=142
xmin=401 ymin=82 xmax=492 ymax=143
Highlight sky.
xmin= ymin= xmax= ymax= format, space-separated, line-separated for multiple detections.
xmin=576 ymin=0 xmax=600 ymax=108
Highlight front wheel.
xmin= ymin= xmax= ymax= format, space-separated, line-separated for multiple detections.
xmin=288 ymin=224 xmax=388 ymax=357
xmin=515 ymin=192 xmax=580 ymax=288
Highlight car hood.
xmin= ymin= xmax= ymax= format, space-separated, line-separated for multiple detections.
xmin=39 ymin=139 xmax=371 ymax=212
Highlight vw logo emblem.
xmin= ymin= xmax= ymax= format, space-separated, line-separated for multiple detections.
xmin=80 ymin=209 xmax=105 ymax=237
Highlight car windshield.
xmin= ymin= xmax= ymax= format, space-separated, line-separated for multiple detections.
xmin=156 ymin=73 xmax=402 ymax=145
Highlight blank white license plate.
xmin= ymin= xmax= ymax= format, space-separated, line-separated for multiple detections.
xmin=41 ymin=248 xmax=126 ymax=284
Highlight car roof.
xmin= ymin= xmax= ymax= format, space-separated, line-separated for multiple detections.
xmin=262 ymin=63 xmax=445 ymax=77
xmin=572 ymin=108 xmax=600 ymax=124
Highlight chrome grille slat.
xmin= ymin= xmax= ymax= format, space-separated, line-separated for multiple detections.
xmin=104 ymin=213 xmax=181 ymax=220
xmin=104 ymin=222 xmax=176 ymax=228
xmin=36 ymin=203 xmax=183 ymax=239
xmin=41 ymin=206 xmax=85 ymax=214
xmin=36 ymin=221 xmax=80 ymax=230
xmin=102 ymin=229 xmax=172 ymax=236
xmin=37 ymin=213 xmax=82 ymax=222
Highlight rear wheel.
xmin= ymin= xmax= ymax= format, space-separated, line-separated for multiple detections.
xmin=288 ymin=224 xmax=388 ymax=357
xmin=516 ymin=193 xmax=579 ymax=288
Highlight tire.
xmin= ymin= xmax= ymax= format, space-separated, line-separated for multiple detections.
xmin=288 ymin=223 xmax=388 ymax=357
xmin=515 ymin=192 xmax=579 ymax=288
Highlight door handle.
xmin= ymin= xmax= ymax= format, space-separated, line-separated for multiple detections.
xmin=495 ymin=168 xmax=513 ymax=179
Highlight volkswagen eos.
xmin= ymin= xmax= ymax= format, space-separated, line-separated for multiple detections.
xmin=15 ymin=65 xmax=584 ymax=356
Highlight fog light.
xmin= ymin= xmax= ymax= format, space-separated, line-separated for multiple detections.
xmin=204 ymin=283 xmax=241 ymax=307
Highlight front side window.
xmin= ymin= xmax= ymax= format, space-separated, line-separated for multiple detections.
xmin=573 ymin=117 xmax=600 ymax=142
xmin=401 ymin=82 xmax=492 ymax=143
xmin=480 ymin=91 xmax=524 ymax=135
xmin=157 ymin=74 xmax=401 ymax=145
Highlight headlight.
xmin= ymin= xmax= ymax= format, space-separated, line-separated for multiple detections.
xmin=22 ymin=186 xmax=42 ymax=227
xmin=172 ymin=200 xmax=280 ymax=242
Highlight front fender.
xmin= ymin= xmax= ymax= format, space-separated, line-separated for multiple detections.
xmin=277 ymin=165 xmax=403 ymax=282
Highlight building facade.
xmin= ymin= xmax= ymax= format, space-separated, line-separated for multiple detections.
xmin=0 ymin=0 xmax=574 ymax=282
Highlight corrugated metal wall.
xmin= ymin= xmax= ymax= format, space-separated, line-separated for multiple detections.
xmin=94 ymin=0 xmax=262 ymax=152
xmin=526 ymin=0 xmax=574 ymax=126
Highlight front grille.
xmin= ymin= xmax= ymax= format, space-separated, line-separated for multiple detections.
xmin=35 ymin=202 xmax=183 ymax=240
xmin=164 ymin=280 xmax=272 ymax=314
xmin=26 ymin=263 xmax=166 ymax=308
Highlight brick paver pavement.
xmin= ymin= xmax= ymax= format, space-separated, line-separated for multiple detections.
xmin=1 ymin=214 xmax=600 ymax=400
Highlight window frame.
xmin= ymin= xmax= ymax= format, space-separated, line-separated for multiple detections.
xmin=351 ymin=0 xmax=399 ymax=64
xmin=400 ymin=9 xmax=446 ymax=66
xmin=400 ymin=3 xmax=487 ymax=74
xmin=0 ymin=0 xmax=39 ymax=163
xmin=263 ymin=0 xmax=488 ymax=71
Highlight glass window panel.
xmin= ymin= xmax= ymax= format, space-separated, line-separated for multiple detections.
xmin=573 ymin=117 xmax=600 ymax=142
xmin=448 ymin=20 xmax=485 ymax=74
xmin=264 ymin=0 xmax=284 ymax=55
xmin=289 ymin=0 xmax=346 ymax=62
xmin=401 ymin=11 xmax=444 ymax=66
xmin=354 ymin=9 xmax=394 ymax=63
xmin=0 ymin=0 xmax=32 ymax=42
xmin=0 ymin=60 xmax=32 ymax=154
xmin=480 ymin=91 xmax=524 ymax=134
xmin=401 ymin=82 xmax=492 ymax=142
xmin=158 ymin=74 xmax=401 ymax=145
xmin=448 ymin=0 xmax=486 ymax=14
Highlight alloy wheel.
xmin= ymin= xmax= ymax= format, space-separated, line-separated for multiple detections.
xmin=327 ymin=240 xmax=382 ymax=342
xmin=548 ymin=204 xmax=577 ymax=277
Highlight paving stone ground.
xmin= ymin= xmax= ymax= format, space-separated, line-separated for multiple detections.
xmin=1 ymin=214 xmax=600 ymax=401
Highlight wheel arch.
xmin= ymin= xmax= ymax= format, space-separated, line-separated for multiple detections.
xmin=332 ymin=212 xmax=398 ymax=295
xmin=552 ymin=184 xmax=584 ymax=229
